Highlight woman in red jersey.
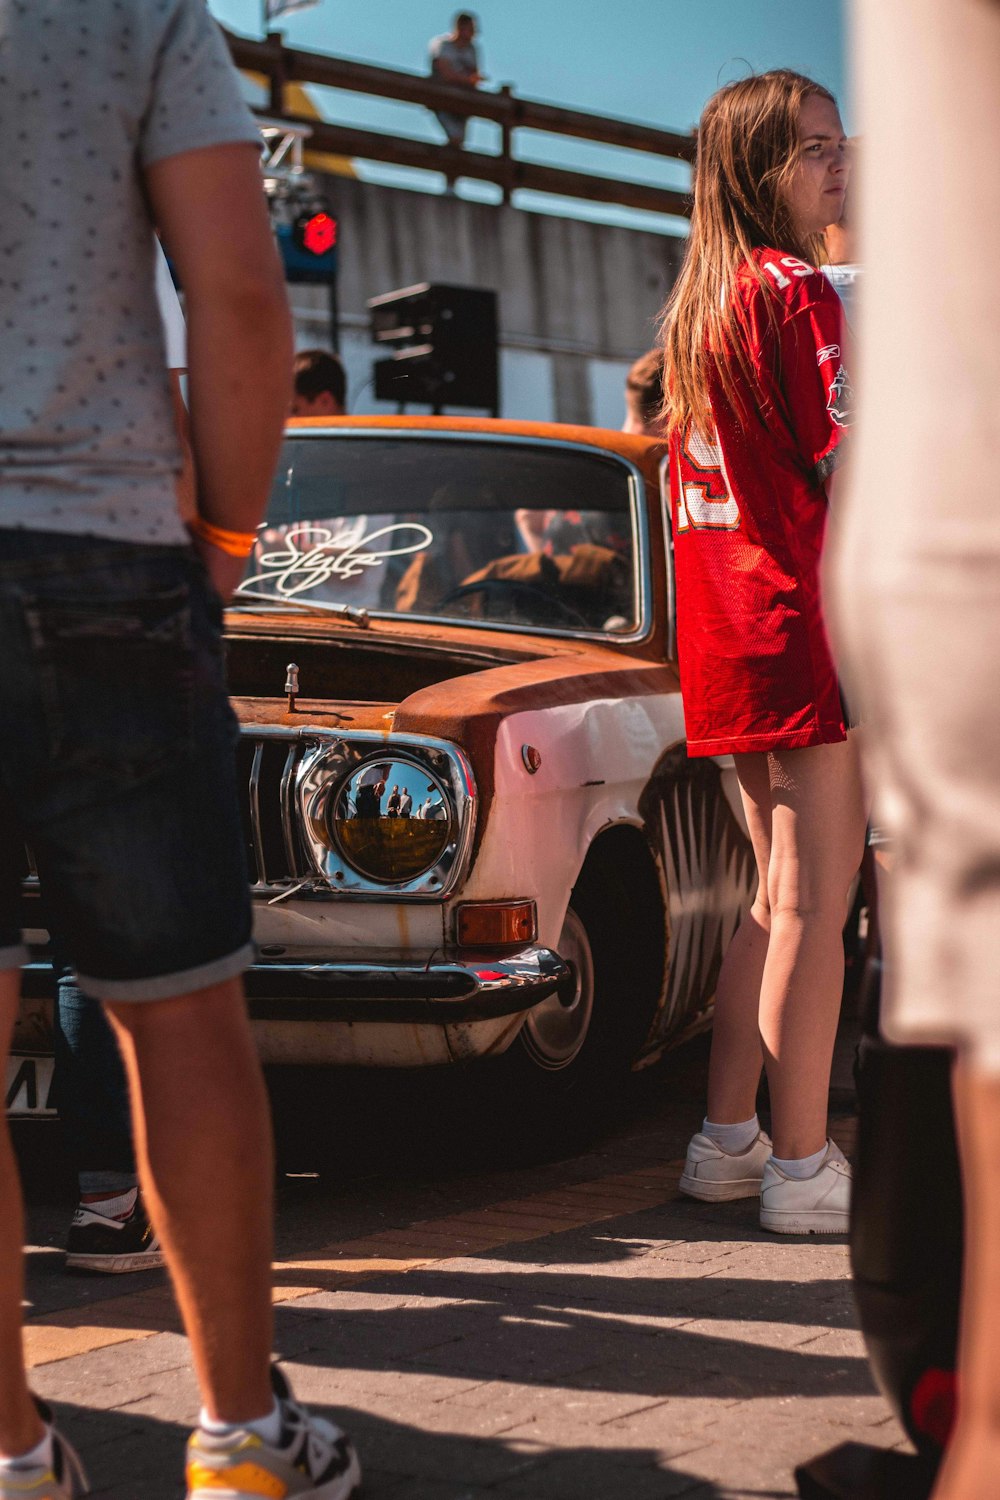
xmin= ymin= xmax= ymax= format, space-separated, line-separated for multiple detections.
xmin=663 ymin=71 xmax=866 ymax=1234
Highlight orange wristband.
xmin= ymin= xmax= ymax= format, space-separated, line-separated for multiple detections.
xmin=189 ymin=515 xmax=258 ymax=559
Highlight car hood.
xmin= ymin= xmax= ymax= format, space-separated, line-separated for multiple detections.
xmin=225 ymin=608 xmax=675 ymax=771
xmin=225 ymin=612 xmax=677 ymax=858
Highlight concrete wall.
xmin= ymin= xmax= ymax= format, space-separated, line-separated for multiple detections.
xmin=288 ymin=177 xmax=685 ymax=429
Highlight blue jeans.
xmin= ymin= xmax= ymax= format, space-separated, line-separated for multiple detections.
xmin=0 ymin=530 xmax=253 ymax=999
xmin=53 ymin=968 xmax=136 ymax=1196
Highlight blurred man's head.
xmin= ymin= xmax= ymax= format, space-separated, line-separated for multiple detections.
xmin=623 ymin=348 xmax=665 ymax=436
xmin=823 ymin=140 xmax=858 ymax=265
xmin=453 ymin=11 xmax=476 ymax=42
xmin=823 ymin=191 xmax=856 ymax=264
xmin=291 ymin=348 xmax=346 ymax=417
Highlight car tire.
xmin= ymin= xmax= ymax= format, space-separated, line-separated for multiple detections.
xmin=490 ymin=856 xmax=662 ymax=1150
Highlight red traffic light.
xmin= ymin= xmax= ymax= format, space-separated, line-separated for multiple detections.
xmin=296 ymin=210 xmax=337 ymax=257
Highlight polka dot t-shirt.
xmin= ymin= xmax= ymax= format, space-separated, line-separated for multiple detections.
xmin=0 ymin=0 xmax=262 ymax=544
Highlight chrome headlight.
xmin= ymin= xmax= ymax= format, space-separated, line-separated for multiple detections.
xmin=297 ymin=734 xmax=475 ymax=897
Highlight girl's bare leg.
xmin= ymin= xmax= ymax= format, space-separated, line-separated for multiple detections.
xmin=705 ymin=752 xmax=772 ymax=1125
xmin=759 ymin=735 xmax=867 ymax=1159
xmin=705 ymin=736 xmax=867 ymax=1155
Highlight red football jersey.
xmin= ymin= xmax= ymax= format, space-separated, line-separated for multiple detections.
xmin=669 ymin=248 xmax=853 ymax=757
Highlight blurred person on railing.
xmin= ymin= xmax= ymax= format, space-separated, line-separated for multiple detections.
xmin=428 ymin=11 xmax=484 ymax=191
xmin=831 ymin=1 xmax=1000 ymax=1495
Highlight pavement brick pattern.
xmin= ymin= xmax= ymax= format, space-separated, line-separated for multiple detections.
xmin=22 ymin=1112 xmax=910 ymax=1500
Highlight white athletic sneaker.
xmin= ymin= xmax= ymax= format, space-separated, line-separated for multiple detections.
xmin=0 ymin=1401 xmax=89 ymax=1498
xmin=186 ymin=1366 xmax=360 ymax=1500
xmin=759 ymin=1140 xmax=852 ymax=1235
xmin=679 ymin=1128 xmax=773 ymax=1201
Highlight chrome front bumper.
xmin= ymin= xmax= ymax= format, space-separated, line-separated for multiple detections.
xmin=21 ymin=946 xmax=570 ymax=1025
xmin=242 ymin=945 xmax=572 ymax=1024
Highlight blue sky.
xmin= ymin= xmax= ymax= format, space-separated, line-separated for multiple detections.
xmin=209 ymin=1 xmax=848 ymax=233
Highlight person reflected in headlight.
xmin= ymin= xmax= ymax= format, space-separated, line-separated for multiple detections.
xmin=355 ymin=762 xmax=391 ymax=818
xmin=415 ymin=786 xmax=447 ymax=821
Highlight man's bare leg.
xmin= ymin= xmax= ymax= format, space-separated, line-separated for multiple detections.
xmin=932 ymin=1061 xmax=1000 ymax=1499
xmin=0 ymin=970 xmax=43 ymax=1457
xmin=105 ymin=978 xmax=274 ymax=1422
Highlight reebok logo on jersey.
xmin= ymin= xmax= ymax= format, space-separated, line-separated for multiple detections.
xmin=817 ymin=344 xmax=841 ymax=365
xmin=827 ymin=365 xmax=854 ymax=427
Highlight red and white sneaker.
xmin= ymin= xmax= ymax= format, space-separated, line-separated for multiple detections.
xmin=65 ymin=1191 xmax=164 ymax=1274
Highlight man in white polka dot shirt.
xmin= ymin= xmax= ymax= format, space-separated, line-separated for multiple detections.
xmin=0 ymin=3 xmax=360 ymax=1496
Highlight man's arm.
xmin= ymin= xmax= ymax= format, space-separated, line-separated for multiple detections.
xmin=166 ymin=371 xmax=197 ymax=525
xmin=154 ymin=242 xmax=197 ymax=522
xmin=145 ymin=142 xmax=293 ymax=597
xmin=433 ymin=58 xmax=481 ymax=85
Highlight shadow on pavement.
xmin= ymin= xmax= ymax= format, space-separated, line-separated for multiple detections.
xmin=262 ymin=1030 xmax=714 ymax=1180
xmin=48 ymin=1399 xmax=727 ymax=1500
xmin=272 ymin=1285 xmax=874 ymax=1403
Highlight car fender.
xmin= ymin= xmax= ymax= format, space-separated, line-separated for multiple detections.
xmin=458 ymin=692 xmax=686 ymax=949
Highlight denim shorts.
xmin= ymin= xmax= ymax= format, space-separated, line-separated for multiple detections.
xmin=0 ymin=530 xmax=253 ymax=1001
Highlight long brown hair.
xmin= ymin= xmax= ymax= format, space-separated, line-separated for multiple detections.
xmin=661 ymin=70 xmax=836 ymax=439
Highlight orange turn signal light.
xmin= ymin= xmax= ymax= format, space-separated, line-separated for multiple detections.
xmin=456 ymin=900 xmax=537 ymax=948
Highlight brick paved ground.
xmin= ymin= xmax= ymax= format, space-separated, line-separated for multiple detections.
xmin=18 ymin=1028 xmax=911 ymax=1499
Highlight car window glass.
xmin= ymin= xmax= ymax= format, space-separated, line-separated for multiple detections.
xmin=240 ymin=437 xmax=641 ymax=634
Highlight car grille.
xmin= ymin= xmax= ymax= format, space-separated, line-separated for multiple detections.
xmin=236 ymin=733 xmax=310 ymax=888
xmin=17 ymin=737 xmax=310 ymax=923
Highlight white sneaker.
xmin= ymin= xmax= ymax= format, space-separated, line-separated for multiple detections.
xmin=759 ymin=1140 xmax=852 ymax=1235
xmin=186 ymin=1366 xmax=360 ymax=1500
xmin=679 ymin=1128 xmax=773 ymax=1201
xmin=0 ymin=1401 xmax=89 ymax=1498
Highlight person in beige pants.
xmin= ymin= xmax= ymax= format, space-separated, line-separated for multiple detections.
xmin=832 ymin=2 xmax=1000 ymax=1494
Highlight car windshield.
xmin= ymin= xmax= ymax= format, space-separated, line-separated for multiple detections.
xmin=236 ymin=435 xmax=642 ymax=635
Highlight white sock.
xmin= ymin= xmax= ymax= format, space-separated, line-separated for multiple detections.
xmin=0 ymin=1428 xmax=53 ymax=1471
xmin=770 ymin=1143 xmax=829 ymax=1179
xmin=200 ymin=1397 xmax=282 ymax=1447
xmin=81 ymin=1187 xmax=137 ymax=1220
xmin=702 ymin=1115 xmax=760 ymax=1153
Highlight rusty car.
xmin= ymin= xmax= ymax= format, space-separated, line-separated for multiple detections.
xmin=11 ymin=415 xmax=756 ymax=1123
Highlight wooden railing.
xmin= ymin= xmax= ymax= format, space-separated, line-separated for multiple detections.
xmin=224 ymin=29 xmax=694 ymax=219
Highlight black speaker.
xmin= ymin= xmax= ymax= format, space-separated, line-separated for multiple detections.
xmin=368 ymin=282 xmax=499 ymax=414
